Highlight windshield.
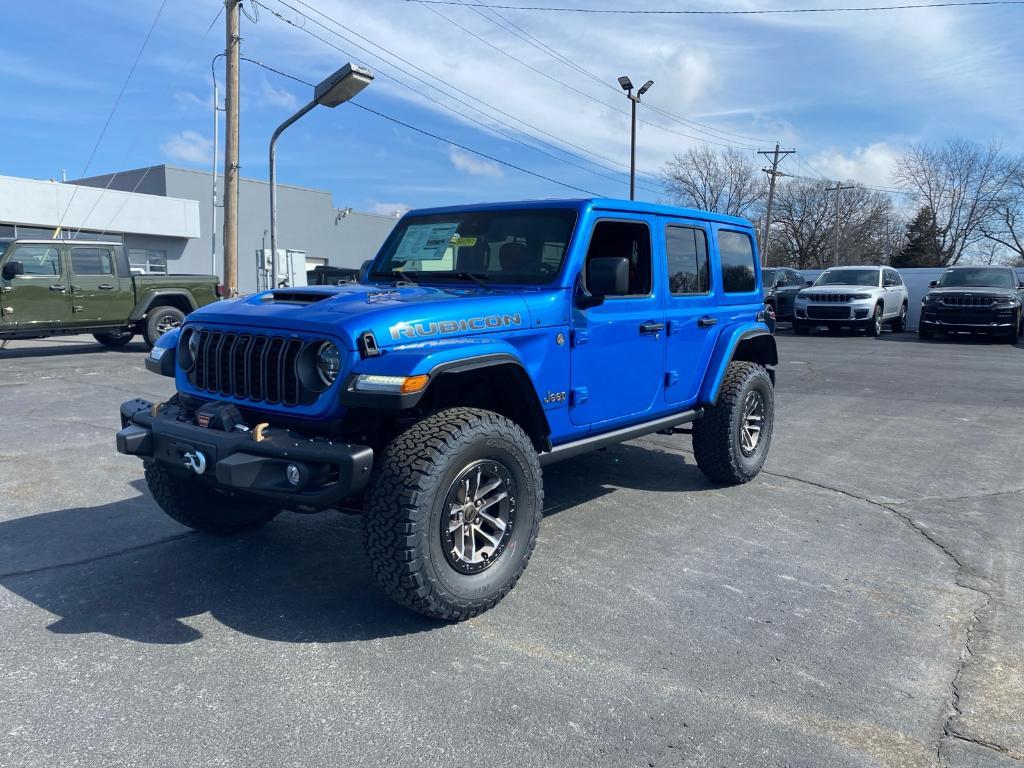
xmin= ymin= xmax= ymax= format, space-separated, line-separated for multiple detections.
xmin=762 ymin=269 xmax=778 ymax=285
xmin=372 ymin=209 xmax=577 ymax=286
xmin=814 ymin=268 xmax=879 ymax=287
xmin=937 ymin=268 xmax=1016 ymax=289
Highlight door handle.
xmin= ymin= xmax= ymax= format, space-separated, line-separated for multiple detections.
xmin=48 ymin=285 xmax=67 ymax=292
xmin=639 ymin=321 xmax=666 ymax=335
xmin=697 ymin=316 xmax=719 ymax=328
xmin=98 ymin=283 xmax=115 ymax=290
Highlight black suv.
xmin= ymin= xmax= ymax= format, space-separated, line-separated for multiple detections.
xmin=919 ymin=266 xmax=1023 ymax=343
xmin=762 ymin=268 xmax=806 ymax=321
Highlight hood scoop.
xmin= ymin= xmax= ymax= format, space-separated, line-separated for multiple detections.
xmin=263 ymin=290 xmax=335 ymax=305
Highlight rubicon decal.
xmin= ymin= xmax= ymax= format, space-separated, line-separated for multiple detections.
xmin=390 ymin=313 xmax=522 ymax=340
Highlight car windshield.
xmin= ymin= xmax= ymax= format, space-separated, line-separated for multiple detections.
xmin=371 ymin=209 xmax=578 ymax=286
xmin=936 ymin=268 xmax=1016 ymax=289
xmin=814 ymin=268 xmax=879 ymax=287
xmin=762 ymin=269 xmax=778 ymax=285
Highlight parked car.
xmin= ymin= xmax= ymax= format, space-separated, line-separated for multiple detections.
xmin=919 ymin=265 xmax=1023 ymax=343
xmin=116 ymin=198 xmax=778 ymax=620
xmin=793 ymin=266 xmax=908 ymax=336
xmin=762 ymin=267 xmax=807 ymax=321
xmin=0 ymin=239 xmax=220 ymax=347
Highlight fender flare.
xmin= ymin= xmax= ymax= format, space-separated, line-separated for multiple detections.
xmin=699 ymin=324 xmax=778 ymax=406
xmin=130 ymin=290 xmax=199 ymax=321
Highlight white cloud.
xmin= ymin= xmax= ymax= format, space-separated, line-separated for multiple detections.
xmin=372 ymin=202 xmax=410 ymax=217
xmin=806 ymin=143 xmax=902 ymax=188
xmin=258 ymin=80 xmax=298 ymax=110
xmin=160 ymin=130 xmax=213 ymax=165
xmin=173 ymin=89 xmax=207 ymax=111
xmin=449 ymin=147 xmax=503 ymax=178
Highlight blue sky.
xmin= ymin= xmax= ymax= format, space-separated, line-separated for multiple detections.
xmin=2 ymin=0 xmax=1023 ymax=216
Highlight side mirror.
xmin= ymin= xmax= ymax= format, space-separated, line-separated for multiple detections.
xmin=805 ymin=280 xmax=814 ymax=287
xmin=2 ymin=261 xmax=24 ymax=280
xmin=587 ymin=256 xmax=629 ymax=297
xmin=928 ymin=280 xmax=938 ymax=288
xmin=359 ymin=259 xmax=373 ymax=284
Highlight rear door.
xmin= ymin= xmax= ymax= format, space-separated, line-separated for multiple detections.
xmin=714 ymin=227 xmax=761 ymax=326
xmin=68 ymin=244 xmax=134 ymax=325
xmin=662 ymin=219 xmax=718 ymax=405
xmin=569 ymin=217 xmax=665 ymax=427
xmin=0 ymin=243 xmax=73 ymax=329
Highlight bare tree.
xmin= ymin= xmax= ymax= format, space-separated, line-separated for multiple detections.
xmin=979 ymin=155 xmax=1024 ymax=264
xmin=770 ymin=179 xmax=898 ymax=269
xmin=661 ymin=146 xmax=766 ymax=218
xmin=892 ymin=139 xmax=1010 ymax=266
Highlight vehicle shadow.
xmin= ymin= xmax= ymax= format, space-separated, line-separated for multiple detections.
xmin=877 ymin=331 xmax=1020 ymax=347
xmin=0 ymin=339 xmax=148 ymax=359
xmin=0 ymin=442 xmax=707 ymax=645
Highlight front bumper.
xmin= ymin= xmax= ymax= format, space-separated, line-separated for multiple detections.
xmin=795 ymin=301 xmax=873 ymax=323
xmin=920 ymin=307 xmax=1018 ymax=333
xmin=116 ymin=398 xmax=374 ymax=510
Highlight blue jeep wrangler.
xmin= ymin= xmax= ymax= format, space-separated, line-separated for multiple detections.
xmin=117 ymin=199 xmax=777 ymax=620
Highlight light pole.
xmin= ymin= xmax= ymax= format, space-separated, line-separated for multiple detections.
xmin=618 ymin=76 xmax=653 ymax=201
xmin=269 ymin=63 xmax=373 ymax=287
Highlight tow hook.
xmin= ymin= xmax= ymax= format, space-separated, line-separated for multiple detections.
xmin=183 ymin=450 xmax=207 ymax=475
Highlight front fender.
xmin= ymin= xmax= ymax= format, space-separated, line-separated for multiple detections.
xmin=699 ymin=323 xmax=777 ymax=405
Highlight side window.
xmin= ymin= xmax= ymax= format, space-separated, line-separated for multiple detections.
xmin=70 ymin=247 xmax=114 ymax=276
xmin=718 ymin=230 xmax=756 ymax=294
xmin=665 ymin=225 xmax=710 ymax=295
xmin=788 ymin=269 xmax=802 ymax=286
xmin=585 ymin=220 xmax=652 ymax=296
xmin=10 ymin=245 xmax=61 ymax=276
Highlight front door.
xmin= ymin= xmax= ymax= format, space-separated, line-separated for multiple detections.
xmin=570 ymin=218 xmax=665 ymax=427
xmin=662 ymin=220 xmax=719 ymax=405
xmin=68 ymin=244 xmax=134 ymax=325
xmin=1 ymin=243 xmax=73 ymax=330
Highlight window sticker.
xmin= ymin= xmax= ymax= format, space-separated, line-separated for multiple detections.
xmin=393 ymin=223 xmax=460 ymax=262
xmin=451 ymin=236 xmax=477 ymax=247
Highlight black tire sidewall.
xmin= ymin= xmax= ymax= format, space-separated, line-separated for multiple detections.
xmin=422 ymin=433 xmax=540 ymax=602
xmin=731 ymin=370 xmax=774 ymax=477
xmin=144 ymin=307 xmax=185 ymax=347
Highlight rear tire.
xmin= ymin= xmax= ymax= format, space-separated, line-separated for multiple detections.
xmin=364 ymin=408 xmax=543 ymax=621
xmin=891 ymin=303 xmax=908 ymax=333
xmin=143 ymin=306 xmax=185 ymax=348
xmin=144 ymin=463 xmax=281 ymax=533
xmin=93 ymin=331 xmax=134 ymax=347
xmin=693 ymin=361 xmax=774 ymax=485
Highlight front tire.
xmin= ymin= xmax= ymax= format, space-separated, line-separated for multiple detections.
xmin=793 ymin=320 xmax=810 ymax=336
xmin=143 ymin=306 xmax=185 ymax=348
xmin=866 ymin=304 xmax=883 ymax=337
xmin=919 ymin=324 xmax=935 ymax=340
xmin=144 ymin=463 xmax=281 ymax=533
xmin=93 ymin=331 xmax=134 ymax=347
xmin=693 ymin=361 xmax=774 ymax=485
xmin=364 ymin=408 xmax=543 ymax=621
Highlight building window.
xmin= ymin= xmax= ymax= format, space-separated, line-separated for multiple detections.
xmin=128 ymin=249 xmax=168 ymax=274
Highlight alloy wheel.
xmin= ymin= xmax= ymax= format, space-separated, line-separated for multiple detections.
xmin=441 ymin=460 xmax=517 ymax=574
xmin=739 ymin=391 xmax=765 ymax=457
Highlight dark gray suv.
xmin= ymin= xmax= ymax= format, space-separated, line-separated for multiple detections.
xmin=763 ymin=268 xmax=806 ymax=321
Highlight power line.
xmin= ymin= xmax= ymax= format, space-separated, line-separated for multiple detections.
xmin=241 ymin=56 xmax=604 ymax=195
xmin=401 ymin=0 xmax=1024 ymax=14
xmin=59 ymin=0 xmax=168 ymax=235
xmin=259 ymin=0 xmax=665 ymax=192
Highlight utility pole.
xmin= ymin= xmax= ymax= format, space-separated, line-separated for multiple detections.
xmin=831 ymin=182 xmax=856 ymax=267
xmin=757 ymin=143 xmax=795 ymax=266
xmin=223 ymin=0 xmax=241 ymax=296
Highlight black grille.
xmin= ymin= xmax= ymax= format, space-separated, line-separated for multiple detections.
xmin=189 ymin=330 xmax=309 ymax=406
xmin=808 ymin=305 xmax=851 ymax=319
xmin=940 ymin=294 xmax=996 ymax=307
xmin=804 ymin=293 xmax=852 ymax=303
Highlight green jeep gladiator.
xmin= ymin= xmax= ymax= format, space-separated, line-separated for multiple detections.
xmin=0 ymin=239 xmax=220 ymax=347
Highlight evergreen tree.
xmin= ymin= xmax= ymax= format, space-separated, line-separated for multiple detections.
xmin=892 ymin=206 xmax=943 ymax=267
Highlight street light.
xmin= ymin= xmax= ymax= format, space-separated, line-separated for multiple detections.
xmin=618 ymin=75 xmax=653 ymax=201
xmin=269 ymin=62 xmax=373 ymax=287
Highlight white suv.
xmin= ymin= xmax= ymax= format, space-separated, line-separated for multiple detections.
xmin=793 ymin=266 xmax=909 ymax=336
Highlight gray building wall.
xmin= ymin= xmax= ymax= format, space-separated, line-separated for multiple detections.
xmin=74 ymin=166 xmax=396 ymax=294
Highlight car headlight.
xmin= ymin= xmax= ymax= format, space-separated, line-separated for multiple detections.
xmin=178 ymin=327 xmax=200 ymax=371
xmin=316 ymin=342 xmax=341 ymax=386
xmin=993 ymin=296 xmax=1020 ymax=306
xmin=850 ymin=293 xmax=872 ymax=300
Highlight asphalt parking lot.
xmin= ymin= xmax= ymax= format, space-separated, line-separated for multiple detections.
xmin=1 ymin=331 xmax=1021 ymax=767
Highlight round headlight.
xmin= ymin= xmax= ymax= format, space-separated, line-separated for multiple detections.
xmin=179 ymin=328 xmax=200 ymax=371
xmin=316 ymin=342 xmax=340 ymax=386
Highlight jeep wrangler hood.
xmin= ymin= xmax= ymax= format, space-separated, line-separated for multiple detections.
xmin=184 ymin=284 xmax=539 ymax=350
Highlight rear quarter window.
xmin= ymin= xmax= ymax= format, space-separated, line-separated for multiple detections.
xmin=717 ymin=230 xmax=756 ymax=294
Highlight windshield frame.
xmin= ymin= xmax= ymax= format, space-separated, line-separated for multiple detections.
xmin=813 ymin=268 xmax=881 ymax=288
xmin=369 ymin=207 xmax=579 ymax=288
xmin=936 ymin=267 xmax=1017 ymax=290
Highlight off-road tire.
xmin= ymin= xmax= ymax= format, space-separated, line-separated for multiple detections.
xmin=891 ymin=303 xmax=908 ymax=333
xmin=693 ymin=361 xmax=774 ymax=485
xmin=919 ymin=325 xmax=935 ymax=340
xmin=93 ymin=331 xmax=134 ymax=347
xmin=143 ymin=306 xmax=185 ymax=348
xmin=144 ymin=462 xmax=281 ymax=533
xmin=363 ymin=407 xmax=543 ymax=621
xmin=866 ymin=304 xmax=883 ymax=337
xmin=793 ymin=320 xmax=810 ymax=336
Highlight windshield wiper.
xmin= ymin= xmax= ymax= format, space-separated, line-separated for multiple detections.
xmin=448 ymin=271 xmax=490 ymax=289
xmin=370 ymin=270 xmax=417 ymax=286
